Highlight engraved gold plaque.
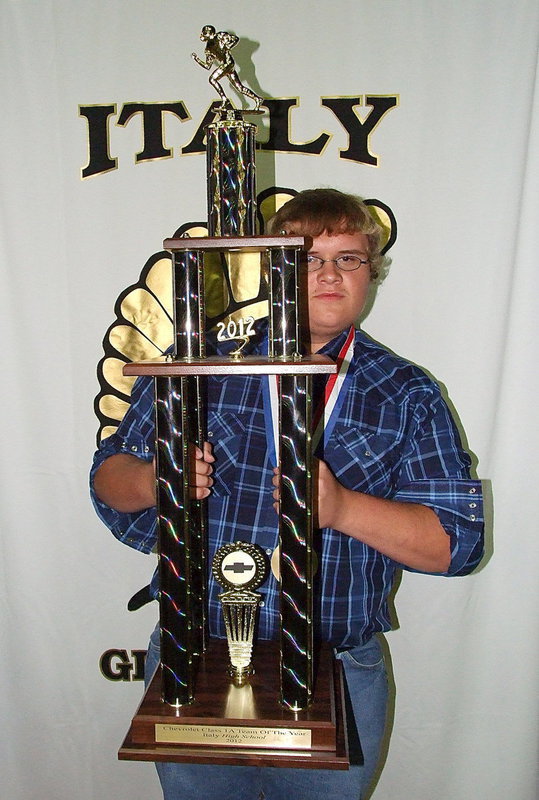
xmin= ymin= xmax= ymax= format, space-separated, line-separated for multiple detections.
xmin=155 ymin=723 xmax=312 ymax=749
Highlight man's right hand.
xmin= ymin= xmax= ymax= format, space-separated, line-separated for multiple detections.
xmin=188 ymin=442 xmax=215 ymax=500
xmin=93 ymin=442 xmax=214 ymax=513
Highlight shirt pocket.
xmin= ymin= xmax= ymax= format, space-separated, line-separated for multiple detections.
xmin=325 ymin=424 xmax=400 ymax=494
xmin=209 ymin=412 xmax=248 ymax=497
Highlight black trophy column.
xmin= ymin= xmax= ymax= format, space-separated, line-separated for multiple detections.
xmin=156 ymin=248 xmax=206 ymax=706
xmin=206 ymin=117 xmax=256 ymax=237
xmin=269 ymin=245 xmax=314 ymax=711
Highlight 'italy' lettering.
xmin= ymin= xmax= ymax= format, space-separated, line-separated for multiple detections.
xmin=79 ymin=95 xmax=398 ymax=178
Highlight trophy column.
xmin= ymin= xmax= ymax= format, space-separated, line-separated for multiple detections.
xmin=206 ymin=114 xmax=257 ymax=236
xmin=155 ymin=246 xmax=206 ymax=706
xmin=268 ymin=245 xmax=314 ymax=710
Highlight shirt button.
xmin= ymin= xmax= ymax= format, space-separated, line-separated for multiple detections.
xmin=469 ymin=502 xmax=477 ymax=509
xmin=144 ymin=445 xmax=150 ymax=453
xmin=208 ymin=431 xmax=214 ymax=438
xmin=265 ymin=549 xmax=272 ymax=555
xmin=131 ymin=445 xmax=138 ymax=452
xmin=469 ymin=515 xmax=476 ymax=521
xmin=469 ymin=487 xmax=476 ymax=494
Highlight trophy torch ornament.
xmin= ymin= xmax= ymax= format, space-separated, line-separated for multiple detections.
xmin=212 ymin=542 xmax=268 ymax=686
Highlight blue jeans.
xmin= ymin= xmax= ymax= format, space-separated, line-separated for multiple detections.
xmin=145 ymin=627 xmax=388 ymax=800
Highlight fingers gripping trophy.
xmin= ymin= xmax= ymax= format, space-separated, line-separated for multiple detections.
xmin=119 ymin=27 xmax=349 ymax=770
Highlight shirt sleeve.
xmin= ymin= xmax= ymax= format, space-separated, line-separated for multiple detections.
xmin=90 ymin=374 xmax=157 ymax=554
xmin=392 ymin=385 xmax=484 ymax=576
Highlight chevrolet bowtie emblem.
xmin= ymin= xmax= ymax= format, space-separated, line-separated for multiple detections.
xmin=224 ymin=562 xmax=255 ymax=574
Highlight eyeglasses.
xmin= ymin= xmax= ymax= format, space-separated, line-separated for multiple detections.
xmin=306 ymin=255 xmax=370 ymax=272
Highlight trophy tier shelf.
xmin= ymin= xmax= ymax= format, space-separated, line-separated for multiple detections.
xmin=162 ymin=235 xmax=310 ymax=252
xmin=124 ymin=354 xmax=336 ymax=378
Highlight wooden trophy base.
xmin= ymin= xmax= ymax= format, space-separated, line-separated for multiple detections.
xmin=119 ymin=639 xmax=349 ymax=770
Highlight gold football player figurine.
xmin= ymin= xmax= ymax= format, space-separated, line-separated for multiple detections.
xmin=192 ymin=25 xmax=263 ymax=112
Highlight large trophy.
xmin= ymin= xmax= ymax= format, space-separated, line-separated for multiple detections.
xmin=119 ymin=27 xmax=349 ymax=769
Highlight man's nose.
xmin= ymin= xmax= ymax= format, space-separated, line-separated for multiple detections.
xmin=317 ymin=260 xmax=342 ymax=280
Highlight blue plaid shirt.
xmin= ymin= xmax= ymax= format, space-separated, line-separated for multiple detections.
xmin=91 ymin=326 xmax=483 ymax=647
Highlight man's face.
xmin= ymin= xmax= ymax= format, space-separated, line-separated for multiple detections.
xmin=306 ymin=231 xmax=371 ymax=352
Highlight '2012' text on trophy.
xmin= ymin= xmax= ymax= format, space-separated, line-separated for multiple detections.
xmin=118 ymin=27 xmax=349 ymax=769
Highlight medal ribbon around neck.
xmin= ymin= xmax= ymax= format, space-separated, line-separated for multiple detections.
xmin=263 ymin=326 xmax=357 ymax=467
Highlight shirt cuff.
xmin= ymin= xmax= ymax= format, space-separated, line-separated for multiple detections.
xmin=392 ymin=478 xmax=484 ymax=576
xmin=90 ymin=432 xmax=157 ymax=554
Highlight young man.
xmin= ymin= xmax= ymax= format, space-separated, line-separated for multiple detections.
xmin=91 ymin=188 xmax=483 ymax=799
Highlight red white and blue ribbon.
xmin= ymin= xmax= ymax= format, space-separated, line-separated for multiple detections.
xmin=263 ymin=326 xmax=357 ymax=467
xmin=262 ymin=368 xmax=281 ymax=467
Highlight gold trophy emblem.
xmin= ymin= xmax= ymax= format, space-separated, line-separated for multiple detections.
xmin=212 ymin=542 xmax=268 ymax=686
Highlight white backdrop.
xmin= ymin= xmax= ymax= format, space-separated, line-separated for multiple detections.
xmin=1 ymin=2 xmax=538 ymax=798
